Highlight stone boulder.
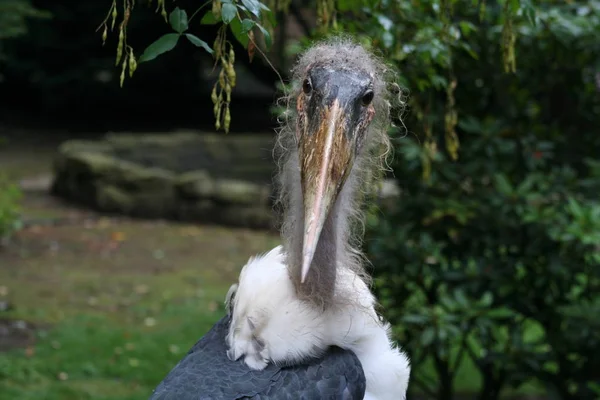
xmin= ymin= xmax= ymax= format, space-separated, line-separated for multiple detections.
xmin=51 ymin=131 xmax=277 ymax=229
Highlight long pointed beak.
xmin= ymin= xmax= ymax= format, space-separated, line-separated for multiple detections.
xmin=299 ymin=100 xmax=354 ymax=282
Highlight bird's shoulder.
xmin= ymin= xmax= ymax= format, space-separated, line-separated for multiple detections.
xmin=149 ymin=314 xmax=366 ymax=400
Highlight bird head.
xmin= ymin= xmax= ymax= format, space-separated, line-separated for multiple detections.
xmin=295 ymin=64 xmax=377 ymax=282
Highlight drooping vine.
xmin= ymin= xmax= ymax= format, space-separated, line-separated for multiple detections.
xmin=98 ymin=0 xmax=276 ymax=133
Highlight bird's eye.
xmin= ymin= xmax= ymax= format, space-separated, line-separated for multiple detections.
xmin=362 ymin=90 xmax=374 ymax=106
xmin=302 ymin=78 xmax=312 ymax=95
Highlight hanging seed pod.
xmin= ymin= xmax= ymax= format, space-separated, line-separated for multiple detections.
xmin=224 ymin=107 xmax=231 ymax=133
xmin=128 ymin=52 xmax=137 ymax=77
xmin=158 ymin=0 xmax=167 ymax=21
xmin=216 ymin=101 xmax=222 ymax=117
xmin=227 ymin=64 xmax=236 ymax=87
xmin=225 ymin=83 xmax=231 ymax=103
xmin=119 ymin=60 xmax=127 ymax=87
xmin=102 ymin=26 xmax=108 ymax=45
xmin=116 ymin=29 xmax=124 ymax=65
xmin=214 ymin=37 xmax=222 ymax=60
xmin=218 ymin=69 xmax=226 ymax=88
xmin=212 ymin=0 xmax=222 ymax=20
xmin=211 ymin=86 xmax=218 ymax=104
xmin=216 ymin=102 xmax=223 ymax=130
xmin=229 ymin=47 xmax=235 ymax=64
xmin=111 ymin=3 xmax=118 ymax=30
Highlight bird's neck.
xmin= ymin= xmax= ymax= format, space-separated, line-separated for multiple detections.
xmin=280 ymin=150 xmax=363 ymax=310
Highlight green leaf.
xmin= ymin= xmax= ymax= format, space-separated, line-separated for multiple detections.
xmin=487 ymin=307 xmax=514 ymax=319
xmin=256 ymin=1 xmax=270 ymax=11
xmin=421 ymin=327 xmax=435 ymax=346
xmin=459 ymin=21 xmax=477 ymax=36
xmin=241 ymin=0 xmax=261 ymax=17
xmin=241 ymin=18 xmax=256 ymax=34
xmin=567 ymin=196 xmax=585 ymax=219
xmin=338 ymin=0 xmax=362 ymax=12
xmin=221 ymin=3 xmax=237 ymax=24
xmin=454 ymin=289 xmax=469 ymax=308
xmin=402 ymin=314 xmax=429 ymax=324
xmin=494 ymin=173 xmax=514 ymax=195
xmin=256 ymin=23 xmax=272 ymax=49
xmin=185 ymin=34 xmax=214 ymax=54
xmin=200 ymin=11 xmax=218 ymax=25
xmin=431 ymin=75 xmax=448 ymax=89
xmin=169 ymin=7 xmax=188 ymax=33
xmin=230 ymin=18 xmax=249 ymax=47
xmin=480 ymin=292 xmax=494 ymax=307
xmin=139 ymin=33 xmax=180 ymax=63
xmin=376 ymin=14 xmax=393 ymax=31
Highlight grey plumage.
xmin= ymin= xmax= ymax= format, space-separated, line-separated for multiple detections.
xmin=149 ymin=314 xmax=366 ymax=400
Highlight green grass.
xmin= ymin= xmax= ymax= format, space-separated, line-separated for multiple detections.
xmin=0 ymin=196 xmax=280 ymax=399
xmin=1 ymin=301 xmax=224 ymax=400
xmin=0 ymin=135 xmax=284 ymax=399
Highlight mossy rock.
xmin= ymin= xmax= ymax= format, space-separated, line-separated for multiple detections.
xmin=212 ymin=179 xmax=271 ymax=206
xmin=105 ymin=131 xmax=203 ymax=149
xmin=130 ymin=192 xmax=177 ymax=218
xmin=96 ymin=184 xmax=135 ymax=213
xmin=106 ymin=164 xmax=176 ymax=194
xmin=53 ymin=131 xmax=374 ymax=230
xmin=61 ymin=152 xmax=122 ymax=177
xmin=56 ymin=140 xmax=113 ymax=156
xmin=176 ymin=171 xmax=215 ymax=199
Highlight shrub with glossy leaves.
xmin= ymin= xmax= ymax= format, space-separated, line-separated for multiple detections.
xmin=0 ymin=175 xmax=22 ymax=246
xmin=356 ymin=1 xmax=600 ymax=399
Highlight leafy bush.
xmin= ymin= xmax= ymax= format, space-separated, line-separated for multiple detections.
xmin=352 ymin=1 xmax=600 ymax=399
xmin=0 ymin=0 xmax=49 ymax=40
xmin=0 ymin=175 xmax=22 ymax=245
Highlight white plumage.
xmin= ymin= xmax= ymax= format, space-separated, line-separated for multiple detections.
xmin=226 ymin=246 xmax=410 ymax=399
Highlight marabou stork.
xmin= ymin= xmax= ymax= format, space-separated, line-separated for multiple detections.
xmin=150 ymin=38 xmax=410 ymax=400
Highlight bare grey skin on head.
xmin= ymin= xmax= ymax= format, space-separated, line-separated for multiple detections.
xmin=274 ymin=38 xmax=399 ymax=309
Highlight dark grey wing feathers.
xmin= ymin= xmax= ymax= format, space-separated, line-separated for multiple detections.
xmin=149 ymin=315 xmax=365 ymax=400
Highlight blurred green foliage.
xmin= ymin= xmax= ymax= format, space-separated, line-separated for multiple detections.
xmin=0 ymin=300 xmax=227 ymax=400
xmin=0 ymin=1 xmax=33 ymax=242
xmin=0 ymin=137 xmax=22 ymax=246
xmin=0 ymin=0 xmax=49 ymax=41
xmin=336 ymin=1 xmax=600 ymax=399
xmin=0 ymin=175 xmax=22 ymax=245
